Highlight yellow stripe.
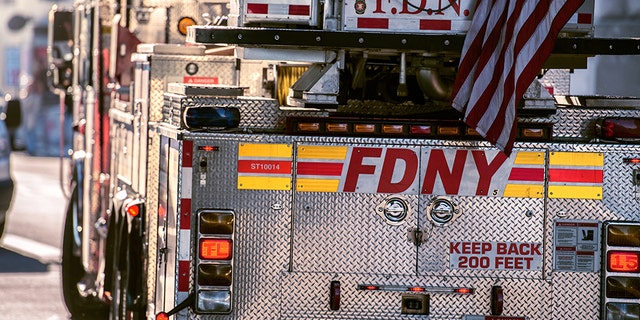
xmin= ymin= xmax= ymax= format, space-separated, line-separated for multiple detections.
xmin=296 ymin=178 xmax=340 ymax=192
xmin=504 ymin=184 xmax=544 ymax=198
xmin=514 ymin=151 xmax=544 ymax=165
xmin=297 ymin=145 xmax=348 ymax=160
xmin=239 ymin=143 xmax=292 ymax=158
xmin=549 ymin=152 xmax=604 ymax=167
xmin=548 ymin=185 xmax=602 ymax=200
xmin=238 ymin=176 xmax=291 ymax=190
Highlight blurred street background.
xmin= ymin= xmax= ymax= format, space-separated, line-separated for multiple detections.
xmin=0 ymin=152 xmax=68 ymax=320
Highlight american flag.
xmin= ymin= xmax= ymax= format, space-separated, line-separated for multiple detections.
xmin=450 ymin=0 xmax=585 ymax=155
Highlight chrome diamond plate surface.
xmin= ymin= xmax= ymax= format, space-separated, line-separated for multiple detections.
xmin=146 ymin=53 xmax=266 ymax=122
xmin=186 ymin=134 xmax=294 ymax=319
xmin=145 ymin=126 xmax=161 ymax=314
xmin=418 ymin=195 xmax=545 ymax=279
xmin=165 ymin=130 xmax=640 ymax=320
xmin=293 ymin=192 xmax=418 ymax=275
xmin=523 ymin=100 xmax=640 ymax=140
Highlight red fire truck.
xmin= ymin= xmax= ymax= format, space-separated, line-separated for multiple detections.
xmin=47 ymin=0 xmax=640 ymax=319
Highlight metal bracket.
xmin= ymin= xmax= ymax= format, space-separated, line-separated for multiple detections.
xmin=408 ymin=228 xmax=424 ymax=247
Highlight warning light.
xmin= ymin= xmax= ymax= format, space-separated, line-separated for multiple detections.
xmin=454 ymin=288 xmax=474 ymax=294
xmin=358 ymin=285 xmax=380 ymax=291
xmin=608 ymin=251 xmax=640 ymax=273
xmin=623 ymin=158 xmax=640 ymax=164
xmin=408 ymin=286 xmax=426 ymax=292
xmin=596 ymin=117 xmax=640 ymax=141
xmin=178 ymin=17 xmax=197 ymax=36
xmin=156 ymin=312 xmax=169 ymax=320
xmin=603 ymin=221 xmax=640 ymax=319
xmin=127 ymin=204 xmax=140 ymax=217
xmin=200 ymin=239 xmax=232 ymax=260
xmin=198 ymin=145 xmax=219 ymax=152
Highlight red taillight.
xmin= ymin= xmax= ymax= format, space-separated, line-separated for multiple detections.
xmin=608 ymin=251 xmax=640 ymax=273
xmin=127 ymin=204 xmax=140 ymax=217
xmin=155 ymin=312 xmax=169 ymax=320
xmin=200 ymin=239 xmax=232 ymax=260
xmin=408 ymin=287 xmax=426 ymax=292
xmin=597 ymin=118 xmax=640 ymax=141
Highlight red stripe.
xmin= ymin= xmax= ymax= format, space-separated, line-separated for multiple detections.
xmin=180 ymin=198 xmax=191 ymax=230
xmin=549 ymin=168 xmax=603 ymax=183
xmin=419 ymin=19 xmax=451 ymax=30
xmin=247 ymin=3 xmax=268 ymax=14
xmin=577 ymin=13 xmax=592 ymax=24
xmin=182 ymin=140 xmax=193 ymax=168
xmin=297 ymin=162 xmax=343 ymax=176
xmin=178 ymin=260 xmax=190 ymax=292
xmin=237 ymin=159 xmax=292 ymax=174
xmin=508 ymin=168 xmax=544 ymax=182
xmin=357 ymin=18 xmax=389 ymax=29
xmin=289 ymin=4 xmax=310 ymax=15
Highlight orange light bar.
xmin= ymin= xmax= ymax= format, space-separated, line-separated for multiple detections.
xmin=466 ymin=127 xmax=480 ymax=136
xmin=354 ymin=124 xmax=376 ymax=133
xmin=298 ymin=122 xmax=321 ymax=132
xmin=326 ymin=123 xmax=348 ymax=133
xmin=408 ymin=287 xmax=426 ymax=292
xmin=608 ymin=251 xmax=640 ymax=272
xmin=624 ymin=158 xmax=640 ymax=164
xmin=127 ymin=204 xmax=140 ymax=217
xmin=438 ymin=126 xmax=460 ymax=136
xmin=200 ymin=238 xmax=232 ymax=260
xmin=521 ymin=128 xmax=545 ymax=138
xmin=382 ymin=124 xmax=404 ymax=134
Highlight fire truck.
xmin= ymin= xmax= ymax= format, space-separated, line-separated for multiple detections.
xmin=47 ymin=0 xmax=640 ymax=319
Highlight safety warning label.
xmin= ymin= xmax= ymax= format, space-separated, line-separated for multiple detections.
xmin=553 ymin=219 xmax=601 ymax=272
xmin=449 ymin=241 xmax=543 ymax=270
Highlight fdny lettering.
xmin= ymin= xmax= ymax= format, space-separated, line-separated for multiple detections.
xmin=449 ymin=241 xmax=543 ymax=271
xmin=373 ymin=0 xmax=463 ymax=16
xmin=340 ymin=147 xmax=509 ymax=196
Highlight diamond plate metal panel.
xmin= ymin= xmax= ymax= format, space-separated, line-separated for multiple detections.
xmin=279 ymin=273 xmax=552 ymax=319
xmin=145 ymin=126 xmax=161 ymax=314
xmin=418 ymin=195 xmax=546 ymax=279
xmin=293 ymin=192 xmax=418 ymax=275
xmin=161 ymin=129 xmax=640 ymax=319
xmin=544 ymin=143 xmax=640 ymax=320
xmin=522 ymin=101 xmax=640 ymax=140
xmin=186 ymin=134 xmax=294 ymax=319
xmin=145 ymin=53 xmax=267 ymax=122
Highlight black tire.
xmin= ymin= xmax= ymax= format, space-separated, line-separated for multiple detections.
xmin=61 ymin=183 xmax=108 ymax=319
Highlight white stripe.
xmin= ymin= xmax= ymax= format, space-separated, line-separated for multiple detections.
xmin=179 ymin=229 xmax=191 ymax=261
xmin=181 ymin=167 xmax=192 ymax=199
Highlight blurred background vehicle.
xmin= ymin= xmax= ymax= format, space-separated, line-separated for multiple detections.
xmin=0 ymin=96 xmax=21 ymax=238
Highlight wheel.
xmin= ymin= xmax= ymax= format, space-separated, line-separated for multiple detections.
xmin=61 ymin=183 xmax=108 ymax=319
